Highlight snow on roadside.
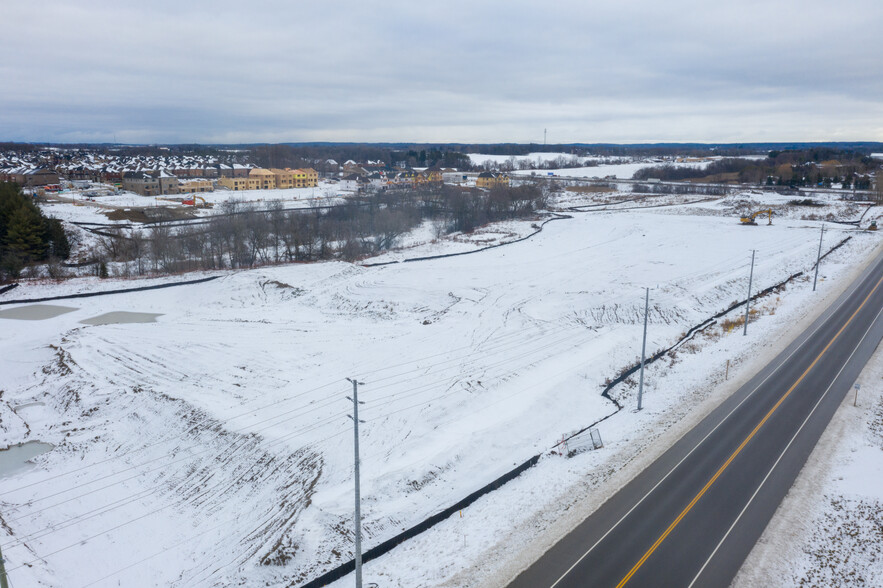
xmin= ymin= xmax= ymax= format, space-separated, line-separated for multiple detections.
xmin=732 ymin=331 xmax=883 ymax=587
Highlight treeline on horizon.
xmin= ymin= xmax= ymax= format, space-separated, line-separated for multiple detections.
xmin=634 ymin=148 xmax=882 ymax=188
xmin=5 ymin=140 xmax=883 ymax=167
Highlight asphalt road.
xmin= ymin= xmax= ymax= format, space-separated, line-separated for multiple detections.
xmin=507 ymin=247 xmax=883 ymax=588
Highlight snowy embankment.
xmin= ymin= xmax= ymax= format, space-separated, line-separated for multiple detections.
xmin=0 ymin=190 xmax=879 ymax=588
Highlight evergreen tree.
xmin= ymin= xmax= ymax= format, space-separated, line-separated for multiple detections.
xmin=5 ymin=206 xmax=46 ymax=258
xmin=0 ymin=182 xmax=70 ymax=279
xmin=44 ymin=217 xmax=70 ymax=259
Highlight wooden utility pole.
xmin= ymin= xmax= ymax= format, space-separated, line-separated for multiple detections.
xmin=0 ymin=544 xmax=10 ymax=588
xmin=637 ymin=288 xmax=650 ymax=411
xmin=744 ymin=250 xmax=756 ymax=336
xmin=347 ymin=378 xmax=366 ymax=588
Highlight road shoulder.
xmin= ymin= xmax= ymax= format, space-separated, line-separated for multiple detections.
xmin=732 ymin=337 xmax=883 ymax=587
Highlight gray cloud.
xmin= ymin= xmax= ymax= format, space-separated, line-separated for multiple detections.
xmin=3 ymin=0 xmax=882 ymax=143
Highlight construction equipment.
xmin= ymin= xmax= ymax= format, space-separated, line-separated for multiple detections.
xmin=739 ymin=209 xmax=773 ymax=225
xmin=181 ymin=195 xmax=208 ymax=207
xmin=869 ymin=220 xmax=878 ymax=231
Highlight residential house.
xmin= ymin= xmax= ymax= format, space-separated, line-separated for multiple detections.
xmin=157 ymin=170 xmax=180 ymax=195
xmin=271 ymin=168 xmax=296 ymax=189
xmin=122 ymin=172 xmax=160 ymax=196
xmin=366 ymin=172 xmax=385 ymax=190
xmin=422 ymin=165 xmax=444 ymax=184
xmin=23 ymin=167 xmax=60 ymax=187
xmin=388 ymin=170 xmax=419 ymax=188
xmin=342 ymin=161 xmax=368 ymax=176
xmin=247 ymin=168 xmax=276 ymax=190
xmin=292 ymin=168 xmax=319 ymax=188
xmin=101 ymin=167 xmax=124 ymax=185
xmin=122 ymin=170 xmax=179 ymax=196
xmin=476 ymin=171 xmax=509 ymax=189
xmin=340 ymin=173 xmax=363 ymax=192
xmin=218 ymin=177 xmax=249 ymax=191
xmin=179 ymin=179 xmax=214 ymax=193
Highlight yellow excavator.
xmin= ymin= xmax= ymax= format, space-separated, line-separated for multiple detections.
xmin=740 ymin=209 xmax=773 ymax=225
xmin=182 ymin=195 xmax=208 ymax=207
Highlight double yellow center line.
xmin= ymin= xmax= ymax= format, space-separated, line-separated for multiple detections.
xmin=615 ymin=272 xmax=883 ymax=588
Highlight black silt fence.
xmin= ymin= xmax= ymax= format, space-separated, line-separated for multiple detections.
xmin=295 ymin=455 xmax=541 ymax=588
xmin=0 ymin=276 xmax=221 ymax=306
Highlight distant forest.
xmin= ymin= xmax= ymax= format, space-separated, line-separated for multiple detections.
xmin=634 ymin=148 xmax=882 ymax=188
xmin=5 ymin=141 xmax=883 ymax=171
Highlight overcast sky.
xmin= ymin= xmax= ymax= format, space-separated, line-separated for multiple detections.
xmin=3 ymin=0 xmax=882 ymax=144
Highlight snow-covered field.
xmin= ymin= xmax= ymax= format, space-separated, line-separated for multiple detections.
xmin=42 ymin=182 xmax=342 ymax=225
xmin=512 ymin=160 xmax=711 ymax=179
xmin=0 ymin=188 xmax=880 ymax=587
xmin=468 ymin=152 xmax=598 ymax=167
xmin=468 ymin=152 xmax=714 ymax=179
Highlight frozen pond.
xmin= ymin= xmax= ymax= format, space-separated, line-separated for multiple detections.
xmin=0 ymin=304 xmax=77 ymax=320
xmin=80 ymin=311 xmax=163 ymax=325
xmin=0 ymin=441 xmax=54 ymax=479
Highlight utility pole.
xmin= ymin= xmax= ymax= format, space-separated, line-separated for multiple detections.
xmin=0 ymin=543 xmax=9 ymax=588
xmin=637 ymin=287 xmax=650 ymax=411
xmin=544 ymin=128 xmax=547 ymax=146
xmin=744 ymin=250 xmax=756 ymax=336
xmin=346 ymin=378 xmax=365 ymax=588
xmin=813 ymin=224 xmax=825 ymax=292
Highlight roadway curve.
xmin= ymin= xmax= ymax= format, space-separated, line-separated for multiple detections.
xmin=507 ymin=247 xmax=883 ymax=588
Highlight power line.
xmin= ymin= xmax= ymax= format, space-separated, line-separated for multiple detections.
xmin=5 ymin=227 xmax=816 ymax=509
xmin=3 ymin=233 xmax=819 ymax=541
xmin=1 ymin=229 xmax=841 ymax=579
xmin=1 ymin=323 xmax=611 ymax=555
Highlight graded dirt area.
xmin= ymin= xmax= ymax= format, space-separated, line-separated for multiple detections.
xmin=103 ymin=206 xmax=200 ymax=223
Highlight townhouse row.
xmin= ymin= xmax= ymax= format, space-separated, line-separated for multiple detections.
xmin=121 ymin=167 xmax=319 ymax=196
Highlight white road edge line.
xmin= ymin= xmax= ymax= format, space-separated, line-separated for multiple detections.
xmin=546 ymin=257 xmax=880 ymax=588
xmin=686 ymin=299 xmax=883 ymax=588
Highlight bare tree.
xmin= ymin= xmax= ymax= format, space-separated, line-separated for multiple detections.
xmin=128 ymin=229 xmax=147 ymax=275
